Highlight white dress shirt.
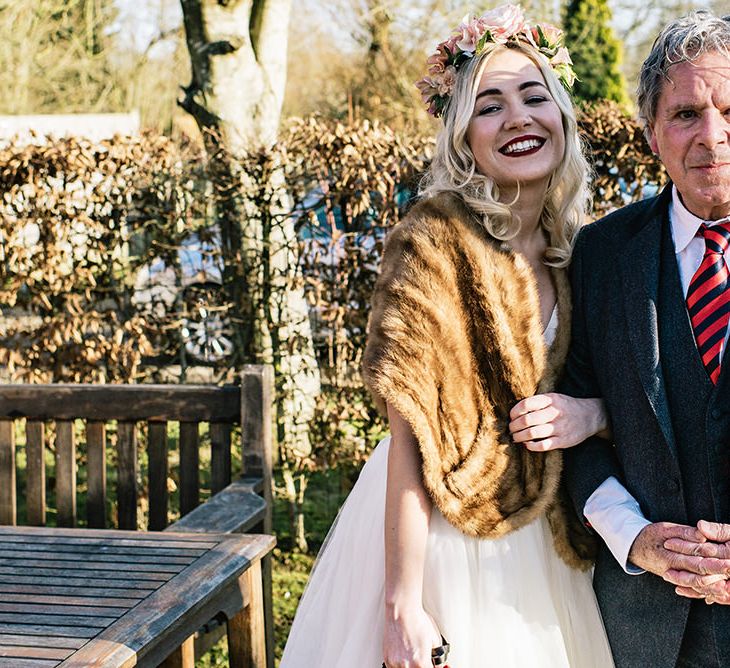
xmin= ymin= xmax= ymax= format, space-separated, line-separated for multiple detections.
xmin=583 ymin=186 xmax=730 ymax=573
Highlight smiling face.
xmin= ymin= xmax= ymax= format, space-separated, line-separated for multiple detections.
xmin=465 ymin=48 xmax=565 ymax=195
xmin=647 ymin=51 xmax=730 ymax=220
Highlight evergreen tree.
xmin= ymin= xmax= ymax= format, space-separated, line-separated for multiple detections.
xmin=563 ymin=0 xmax=629 ymax=105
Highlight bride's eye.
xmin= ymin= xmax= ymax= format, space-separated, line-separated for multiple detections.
xmin=526 ymin=95 xmax=548 ymax=105
xmin=476 ymin=103 xmax=501 ymax=116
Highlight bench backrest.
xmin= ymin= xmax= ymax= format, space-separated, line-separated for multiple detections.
xmin=0 ymin=365 xmax=272 ymax=531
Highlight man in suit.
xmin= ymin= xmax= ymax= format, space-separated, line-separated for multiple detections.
xmin=557 ymin=10 xmax=730 ymax=668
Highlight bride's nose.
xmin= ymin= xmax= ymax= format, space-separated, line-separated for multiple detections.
xmin=504 ymin=113 xmax=532 ymax=130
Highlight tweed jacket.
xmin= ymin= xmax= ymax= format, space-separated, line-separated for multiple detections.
xmin=362 ymin=192 xmax=595 ymax=569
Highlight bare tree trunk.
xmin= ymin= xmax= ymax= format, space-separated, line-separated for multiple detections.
xmin=179 ymin=0 xmax=320 ymax=464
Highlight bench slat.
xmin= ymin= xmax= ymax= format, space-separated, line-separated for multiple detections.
xmin=55 ymin=421 xmax=76 ymax=528
xmin=0 ymin=420 xmax=16 ymax=526
xmin=179 ymin=423 xmax=199 ymax=517
xmin=148 ymin=421 xmax=168 ymax=531
xmin=116 ymin=422 xmax=137 ymax=530
xmin=85 ymin=421 xmax=106 ymax=529
xmin=0 ymin=384 xmax=240 ymax=422
xmin=210 ymin=422 xmax=231 ymax=495
xmin=25 ymin=421 xmax=46 ymax=527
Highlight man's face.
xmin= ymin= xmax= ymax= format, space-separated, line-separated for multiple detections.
xmin=647 ymin=51 xmax=730 ymax=220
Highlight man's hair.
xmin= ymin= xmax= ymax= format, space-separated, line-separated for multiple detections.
xmin=638 ymin=10 xmax=730 ymax=130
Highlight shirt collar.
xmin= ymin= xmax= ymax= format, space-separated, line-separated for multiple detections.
xmin=670 ymin=185 xmax=705 ymax=254
xmin=670 ymin=185 xmax=730 ymax=254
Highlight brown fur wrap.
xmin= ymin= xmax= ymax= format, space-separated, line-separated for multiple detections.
xmin=362 ymin=193 xmax=596 ymax=569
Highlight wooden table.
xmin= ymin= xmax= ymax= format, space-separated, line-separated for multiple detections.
xmin=0 ymin=526 xmax=275 ymax=667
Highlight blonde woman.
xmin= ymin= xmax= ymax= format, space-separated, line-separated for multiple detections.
xmin=282 ymin=6 xmax=614 ymax=667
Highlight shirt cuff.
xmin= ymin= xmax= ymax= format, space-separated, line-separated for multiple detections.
xmin=584 ymin=476 xmax=651 ymax=575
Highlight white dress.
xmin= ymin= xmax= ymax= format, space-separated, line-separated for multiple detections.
xmin=281 ymin=309 xmax=615 ymax=667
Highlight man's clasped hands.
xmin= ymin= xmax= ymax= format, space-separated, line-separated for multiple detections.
xmin=630 ymin=520 xmax=730 ymax=605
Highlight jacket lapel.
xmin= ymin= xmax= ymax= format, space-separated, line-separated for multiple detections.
xmin=620 ymin=186 xmax=677 ymax=454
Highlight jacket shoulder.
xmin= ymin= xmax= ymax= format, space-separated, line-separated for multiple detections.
xmin=581 ymin=195 xmax=661 ymax=242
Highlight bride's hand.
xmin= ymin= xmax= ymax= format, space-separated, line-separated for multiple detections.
xmin=509 ymin=393 xmax=610 ymax=451
xmin=382 ymin=604 xmax=441 ymax=668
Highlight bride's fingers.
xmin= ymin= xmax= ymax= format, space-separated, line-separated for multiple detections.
xmin=511 ymin=423 xmax=555 ymax=443
xmin=509 ymin=394 xmax=553 ymax=420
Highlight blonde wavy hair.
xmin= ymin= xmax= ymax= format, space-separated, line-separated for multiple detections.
xmin=421 ymin=41 xmax=592 ymax=267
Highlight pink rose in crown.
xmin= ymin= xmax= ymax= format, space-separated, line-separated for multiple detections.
xmin=454 ymin=14 xmax=486 ymax=52
xmin=480 ymin=4 xmax=526 ymax=42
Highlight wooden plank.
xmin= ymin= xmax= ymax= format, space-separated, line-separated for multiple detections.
xmin=0 ymin=613 xmax=114 ymax=627
xmin=241 ymin=365 xmax=275 ymax=668
xmin=0 ymin=566 xmax=174 ymax=581
xmin=0 ymin=549 xmax=196 ymax=565
xmin=210 ymin=422 xmax=231 ymax=495
xmin=25 ymin=421 xmax=46 ymax=527
xmin=0 ymin=646 xmax=74 ymax=660
xmin=0 ymin=584 xmax=147 ymax=600
xmin=0 ymin=384 xmax=240 ymax=422
xmin=241 ymin=366 xmax=273 ymax=492
xmin=0 ymin=576 xmax=162 ymax=591
xmin=85 ymin=420 xmax=106 ymax=529
xmin=0 ymin=602 xmax=127 ymax=617
xmin=166 ymin=481 xmax=265 ymax=534
xmin=0 ymin=529 xmax=217 ymax=549
xmin=179 ymin=422 xmax=199 ymax=517
xmin=0 ymin=594 xmax=139 ymax=609
xmin=147 ymin=421 xmax=168 ymax=531
xmin=0 ymin=658 xmax=60 ymax=668
xmin=116 ymin=421 xmax=137 ymax=530
xmin=0 ymin=635 xmax=85 ymax=650
xmin=0 ymin=542 xmax=207 ymax=557
xmin=55 ymin=421 xmax=76 ymax=528
xmin=0 ymin=623 xmax=98 ymax=639
xmin=0 ymin=419 xmax=16 ymax=526
xmin=0 ymin=558 xmax=186 ymax=573
xmin=228 ymin=561 xmax=266 ymax=668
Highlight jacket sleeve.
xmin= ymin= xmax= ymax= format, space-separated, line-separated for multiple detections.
xmin=559 ymin=228 xmax=624 ymax=521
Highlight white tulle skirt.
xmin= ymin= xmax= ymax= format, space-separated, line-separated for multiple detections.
xmin=280 ymin=437 xmax=615 ymax=667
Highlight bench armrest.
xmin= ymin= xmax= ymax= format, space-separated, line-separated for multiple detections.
xmin=164 ymin=478 xmax=266 ymax=534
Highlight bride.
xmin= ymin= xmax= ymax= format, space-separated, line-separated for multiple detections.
xmin=281 ymin=5 xmax=614 ymax=667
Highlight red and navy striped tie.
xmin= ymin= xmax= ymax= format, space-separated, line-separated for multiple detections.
xmin=686 ymin=221 xmax=730 ymax=384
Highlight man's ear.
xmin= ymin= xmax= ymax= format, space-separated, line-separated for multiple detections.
xmin=646 ymin=125 xmax=659 ymax=154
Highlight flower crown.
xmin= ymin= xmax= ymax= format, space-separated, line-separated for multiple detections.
xmin=416 ymin=4 xmax=576 ymax=118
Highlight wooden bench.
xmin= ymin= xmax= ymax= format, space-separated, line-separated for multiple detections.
xmin=0 ymin=364 xmax=274 ymax=667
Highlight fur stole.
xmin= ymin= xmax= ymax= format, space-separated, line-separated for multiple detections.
xmin=362 ymin=192 xmax=596 ymax=569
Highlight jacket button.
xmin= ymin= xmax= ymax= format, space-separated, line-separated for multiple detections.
xmin=667 ymin=478 xmax=681 ymax=493
xmin=711 ymin=408 xmax=723 ymax=420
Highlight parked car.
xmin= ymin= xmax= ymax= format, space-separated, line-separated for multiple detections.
xmin=132 ymin=232 xmax=234 ymax=364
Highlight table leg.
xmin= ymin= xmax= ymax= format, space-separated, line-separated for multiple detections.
xmin=228 ymin=560 xmax=265 ymax=668
xmin=159 ymin=636 xmax=195 ymax=668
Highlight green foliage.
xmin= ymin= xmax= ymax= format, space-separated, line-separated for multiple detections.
xmin=563 ymin=0 xmax=629 ymax=106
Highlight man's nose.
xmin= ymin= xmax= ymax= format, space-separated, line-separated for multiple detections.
xmin=697 ymin=110 xmax=729 ymax=149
